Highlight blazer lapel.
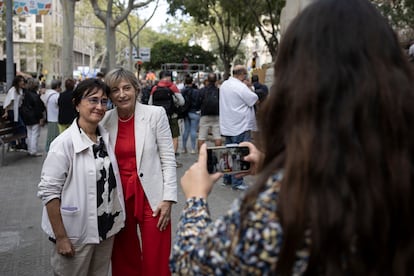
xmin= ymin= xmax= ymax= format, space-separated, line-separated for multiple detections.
xmin=134 ymin=104 xmax=146 ymax=166
xmin=106 ymin=109 xmax=119 ymax=150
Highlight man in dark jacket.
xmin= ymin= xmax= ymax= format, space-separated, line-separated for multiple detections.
xmin=21 ymin=78 xmax=45 ymax=156
xmin=57 ymin=78 xmax=77 ymax=133
xmin=251 ymin=74 xmax=268 ymax=103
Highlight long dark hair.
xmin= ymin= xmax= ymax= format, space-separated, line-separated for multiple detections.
xmin=241 ymin=0 xmax=414 ymax=274
xmin=10 ymin=75 xmax=25 ymax=93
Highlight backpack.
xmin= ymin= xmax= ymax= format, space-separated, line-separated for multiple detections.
xmin=201 ymin=85 xmax=219 ymax=116
xmin=151 ymin=86 xmax=176 ymax=116
xmin=176 ymin=87 xmax=193 ymax=119
xmin=19 ymin=99 xmax=32 ymax=125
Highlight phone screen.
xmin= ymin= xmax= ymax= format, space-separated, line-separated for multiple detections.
xmin=207 ymin=146 xmax=250 ymax=174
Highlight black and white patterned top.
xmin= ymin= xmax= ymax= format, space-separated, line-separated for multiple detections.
xmin=93 ymin=136 xmax=123 ymax=241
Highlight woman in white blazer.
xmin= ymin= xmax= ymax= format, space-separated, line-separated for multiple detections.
xmin=101 ymin=68 xmax=177 ymax=276
xmin=38 ymin=79 xmax=125 ymax=275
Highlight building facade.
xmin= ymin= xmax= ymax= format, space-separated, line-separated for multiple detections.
xmin=0 ymin=0 xmax=94 ymax=81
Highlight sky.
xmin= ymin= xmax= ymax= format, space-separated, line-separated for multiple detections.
xmin=140 ymin=0 xmax=172 ymax=31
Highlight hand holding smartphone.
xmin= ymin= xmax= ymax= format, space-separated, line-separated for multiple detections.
xmin=207 ymin=145 xmax=251 ymax=174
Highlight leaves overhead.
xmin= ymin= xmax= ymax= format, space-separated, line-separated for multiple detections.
xmin=145 ymin=39 xmax=216 ymax=70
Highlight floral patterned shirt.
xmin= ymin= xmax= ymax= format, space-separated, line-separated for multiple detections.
xmin=170 ymin=173 xmax=310 ymax=275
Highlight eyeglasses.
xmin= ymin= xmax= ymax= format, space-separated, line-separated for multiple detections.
xmin=83 ymin=97 xmax=109 ymax=107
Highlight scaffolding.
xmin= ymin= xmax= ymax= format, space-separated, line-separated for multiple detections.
xmin=161 ymin=63 xmax=206 ymax=73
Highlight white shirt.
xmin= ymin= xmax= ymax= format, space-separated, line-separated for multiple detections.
xmin=41 ymin=89 xmax=59 ymax=122
xmin=38 ymin=121 xmax=125 ymax=245
xmin=409 ymin=44 xmax=414 ymax=57
xmin=3 ymin=87 xmax=23 ymax=122
xmin=219 ymin=77 xmax=258 ymax=136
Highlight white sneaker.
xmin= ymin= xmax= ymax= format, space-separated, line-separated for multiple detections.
xmin=28 ymin=152 xmax=43 ymax=157
xmin=232 ymin=183 xmax=248 ymax=191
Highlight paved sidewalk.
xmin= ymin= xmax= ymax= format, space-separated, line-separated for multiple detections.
xmin=0 ymin=125 xmax=253 ymax=275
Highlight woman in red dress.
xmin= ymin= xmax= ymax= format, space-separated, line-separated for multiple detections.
xmin=101 ymin=68 xmax=177 ymax=276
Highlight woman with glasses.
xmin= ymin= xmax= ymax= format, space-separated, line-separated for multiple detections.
xmin=101 ymin=68 xmax=177 ymax=276
xmin=38 ymin=78 xmax=125 ymax=275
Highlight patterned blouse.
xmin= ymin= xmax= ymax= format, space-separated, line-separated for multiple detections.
xmin=170 ymin=173 xmax=310 ymax=275
xmin=92 ymin=136 xmax=123 ymax=241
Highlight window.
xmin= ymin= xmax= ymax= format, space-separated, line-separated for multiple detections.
xmin=19 ymin=26 xmax=27 ymax=39
xmin=20 ymin=59 xmax=27 ymax=72
xmin=36 ymin=27 xmax=43 ymax=40
xmin=20 ymin=47 xmax=27 ymax=56
xmin=19 ymin=16 xmax=26 ymax=22
xmin=36 ymin=15 xmax=42 ymax=23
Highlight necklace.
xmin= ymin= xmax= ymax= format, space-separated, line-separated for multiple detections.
xmin=118 ymin=114 xmax=134 ymax=122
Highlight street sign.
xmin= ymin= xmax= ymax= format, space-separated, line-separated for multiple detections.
xmin=139 ymin=48 xmax=151 ymax=62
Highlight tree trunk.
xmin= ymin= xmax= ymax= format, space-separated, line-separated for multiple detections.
xmin=60 ymin=0 xmax=76 ymax=80
xmin=223 ymin=59 xmax=232 ymax=80
xmin=106 ymin=23 xmax=117 ymax=71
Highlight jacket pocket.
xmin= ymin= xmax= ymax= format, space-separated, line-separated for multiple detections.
xmin=60 ymin=206 xmax=81 ymax=238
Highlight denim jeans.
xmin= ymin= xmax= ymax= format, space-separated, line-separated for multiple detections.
xmin=182 ymin=112 xmax=200 ymax=151
xmin=223 ymin=131 xmax=251 ymax=188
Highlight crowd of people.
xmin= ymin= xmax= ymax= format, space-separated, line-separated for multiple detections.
xmin=3 ymin=0 xmax=414 ymax=274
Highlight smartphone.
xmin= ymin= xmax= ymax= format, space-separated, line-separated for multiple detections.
xmin=207 ymin=145 xmax=250 ymax=174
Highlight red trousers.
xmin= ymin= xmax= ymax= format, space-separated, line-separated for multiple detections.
xmin=111 ymin=197 xmax=172 ymax=276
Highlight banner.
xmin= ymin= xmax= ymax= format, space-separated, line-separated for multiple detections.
xmin=0 ymin=0 xmax=52 ymax=15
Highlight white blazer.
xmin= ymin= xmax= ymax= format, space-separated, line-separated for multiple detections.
xmin=101 ymin=102 xmax=177 ymax=211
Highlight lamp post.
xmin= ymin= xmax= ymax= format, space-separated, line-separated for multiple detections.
xmin=6 ymin=0 xmax=14 ymax=89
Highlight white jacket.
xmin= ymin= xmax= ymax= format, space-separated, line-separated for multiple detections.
xmin=38 ymin=120 xmax=125 ymax=245
xmin=100 ymin=103 xmax=177 ymax=211
xmin=3 ymin=86 xmax=23 ymax=122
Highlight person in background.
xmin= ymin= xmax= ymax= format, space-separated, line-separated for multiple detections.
xmin=170 ymin=0 xmax=414 ymax=274
xmin=139 ymin=79 xmax=153 ymax=105
xmin=38 ymin=78 xmax=125 ymax=275
xmin=102 ymin=68 xmax=177 ymax=276
xmin=251 ymin=74 xmax=268 ymax=104
xmin=181 ymin=75 xmax=201 ymax=154
xmin=149 ymin=70 xmax=185 ymax=168
xmin=96 ymin=72 xmax=105 ymax=81
xmin=96 ymin=72 xmax=114 ymax=109
xmin=219 ymin=65 xmax=258 ymax=190
xmin=197 ymin=73 xmax=222 ymax=150
xmin=57 ymin=78 xmax=77 ymax=133
xmin=42 ymin=79 xmax=61 ymax=152
xmin=2 ymin=75 xmax=27 ymax=151
xmin=21 ymin=78 xmax=45 ymax=156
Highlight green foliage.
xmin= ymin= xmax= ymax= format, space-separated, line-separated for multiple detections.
xmin=167 ymin=0 xmax=257 ymax=78
xmin=371 ymin=0 xmax=414 ymax=28
xmin=145 ymin=39 xmax=216 ymax=70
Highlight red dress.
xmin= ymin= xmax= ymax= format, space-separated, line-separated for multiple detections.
xmin=111 ymin=116 xmax=171 ymax=276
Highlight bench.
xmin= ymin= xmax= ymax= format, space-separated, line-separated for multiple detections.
xmin=0 ymin=107 xmax=27 ymax=166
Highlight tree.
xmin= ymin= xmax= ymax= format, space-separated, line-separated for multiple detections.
xmin=146 ymin=39 xmax=215 ymax=71
xmin=60 ymin=0 xmax=79 ymax=80
xmin=245 ymin=0 xmax=285 ymax=61
xmin=90 ymin=0 xmax=153 ymax=71
xmin=167 ymin=0 xmax=256 ymax=79
xmin=119 ymin=0 xmax=159 ymax=70
xmin=371 ymin=0 xmax=414 ymax=44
